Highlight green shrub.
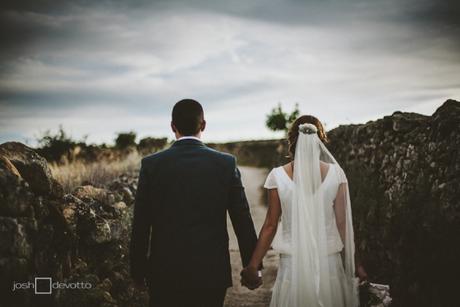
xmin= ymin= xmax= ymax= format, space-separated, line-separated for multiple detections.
xmin=36 ymin=126 xmax=84 ymax=162
xmin=115 ymin=132 xmax=137 ymax=149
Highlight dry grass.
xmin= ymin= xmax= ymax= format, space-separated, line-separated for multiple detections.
xmin=50 ymin=151 xmax=142 ymax=193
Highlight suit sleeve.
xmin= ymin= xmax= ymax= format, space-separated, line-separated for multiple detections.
xmin=227 ymin=157 xmax=259 ymax=268
xmin=130 ymin=159 xmax=152 ymax=282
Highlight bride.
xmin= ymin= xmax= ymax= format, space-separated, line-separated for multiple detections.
xmin=241 ymin=116 xmax=367 ymax=307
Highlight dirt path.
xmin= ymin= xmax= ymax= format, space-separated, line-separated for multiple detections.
xmin=224 ymin=166 xmax=278 ymax=307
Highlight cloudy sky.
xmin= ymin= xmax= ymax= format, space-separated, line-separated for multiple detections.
xmin=0 ymin=0 xmax=459 ymax=145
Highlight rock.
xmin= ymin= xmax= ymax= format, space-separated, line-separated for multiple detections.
xmin=90 ymin=220 xmax=112 ymax=244
xmin=431 ymin=99 xmax=460 ymax=137
xmin=0 ymin=217 xmax=32 ymax=258
xmin=101 ymin=291 xmax=117 ymax=305
xmin=108 ymin=218 xmax=129 ymax=241
xmin=62 ymin=202 xmax=77 ymax=234
xmin=100 ymin=278 xmax=112 ymax=292
xmin=64 ymin=184 xmax=130 ymax=247
xmin=0 ymin=156 xmax=34 ymax=217
xmin=0 ymin=142 xmax=63 ymax=198
xmin=72 ymin=185 xmax=115 ymax=206
xmin=120 ymin=187 xmax=134 ymax=204
xmin=108 ymin=177 xmax=137 ymax=206
xmin=389 ymin=111 xmax=428 ymax=133
xmin=113 ymin=201 xmax=127 ymax=211
xmin=0 ymin=155 xmax=21 ymax=177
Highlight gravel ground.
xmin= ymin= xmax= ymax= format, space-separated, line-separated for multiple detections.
xmin=224 ymin=166 xmax=278 ymax=307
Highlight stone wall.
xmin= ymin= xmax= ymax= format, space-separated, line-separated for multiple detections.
xmin=0 ymin=142 xmax=147 ymax=307
xmin=208 ymin=139 xmax=289 ymax=168
xmin=327 ymin=99 xmax=460 ymax=307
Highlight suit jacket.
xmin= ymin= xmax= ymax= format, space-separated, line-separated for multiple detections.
xmin=129 ymin=138 xmax=259 ymax=289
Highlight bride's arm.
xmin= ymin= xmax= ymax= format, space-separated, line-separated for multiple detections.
xmin=333 ymin=183 xmax=347 ymax=245
xmin=247 ymin=188 xmax=282 ymax=269
xmin=334 ymin=182 xmax=368 ymax=280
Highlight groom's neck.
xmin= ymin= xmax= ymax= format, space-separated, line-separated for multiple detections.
xmin=175 ymin=132 xmax=201 ymax=140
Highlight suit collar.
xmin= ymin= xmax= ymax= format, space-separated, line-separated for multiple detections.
xmin=172 ymin=138 xmax=205 ymax=147
xmin=177 ymin=136 xmax=201 ymax=142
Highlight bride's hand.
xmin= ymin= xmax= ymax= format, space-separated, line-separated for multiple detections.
xmin=356 ymin=264 xmax=368 ymax=282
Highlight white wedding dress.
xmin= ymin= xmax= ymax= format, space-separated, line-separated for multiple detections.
xmin=264 ymin=124 xmax=359 ymax=307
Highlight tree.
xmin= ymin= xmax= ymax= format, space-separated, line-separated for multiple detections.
xmin=266 ymin=103 xmax=300 ymax=132
xmin=115 ymin=131 xmax=137 ymax=149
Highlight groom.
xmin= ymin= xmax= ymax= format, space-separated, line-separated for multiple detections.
xmin=130 ymin=99 xmax=262 ymax=307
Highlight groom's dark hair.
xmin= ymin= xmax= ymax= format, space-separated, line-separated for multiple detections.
xmin=172 ymin=99 xmax=204 ymax=136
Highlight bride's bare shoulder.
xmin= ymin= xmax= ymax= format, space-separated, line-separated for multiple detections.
xmin=320 ymin=161 xmax=332 ymax=179
xmin=282 ymin=162 xmax=292 ymax=171
xmin=319 ymin=160 xmax=330 ymax=170
xmin=282 ymin=162 xmax=293 ymax=178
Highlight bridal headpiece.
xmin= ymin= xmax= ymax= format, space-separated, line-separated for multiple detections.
xmin=298 ymin=123 xmax=318 ymax=134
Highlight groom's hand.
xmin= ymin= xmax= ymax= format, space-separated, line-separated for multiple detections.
xmin=240 ymin=266 xmax=262 ymax=290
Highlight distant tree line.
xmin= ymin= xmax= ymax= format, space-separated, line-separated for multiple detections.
xmin=36 ymin=103 xmax=297 ymax=162
xmin=35 ymin=127 xmax=168 ymax=163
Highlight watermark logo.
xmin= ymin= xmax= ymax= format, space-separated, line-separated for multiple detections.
xmin=12 ymin=277 xmax=92 ymax=294
xmin=35 ymin=277 xmax=52 ymax=295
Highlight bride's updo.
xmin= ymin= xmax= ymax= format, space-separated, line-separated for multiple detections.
xmin=288 ymin=115 xmax=329 ymax=159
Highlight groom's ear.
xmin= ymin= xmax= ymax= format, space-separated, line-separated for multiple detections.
xmin=200 ymin=120 xmax=206 ymax=132
xmin=171 ymin=122 xmax=177 ymax=133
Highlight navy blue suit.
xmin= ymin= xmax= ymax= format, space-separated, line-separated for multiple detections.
xmin=130 ymin=138 xmax=258 ymax=306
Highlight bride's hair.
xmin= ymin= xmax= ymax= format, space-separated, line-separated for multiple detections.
xmin=288 ymin=115 xmax=329 ymax=159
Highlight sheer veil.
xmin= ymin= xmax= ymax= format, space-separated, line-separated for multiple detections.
xmin=290 ymin=123 xmax=359 ymax=306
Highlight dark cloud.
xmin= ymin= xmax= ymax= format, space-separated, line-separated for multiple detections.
xmin=1 ymin=0 xmax=459 ymax=64
xmin=0 ymin=0 xmax=459 ymax=143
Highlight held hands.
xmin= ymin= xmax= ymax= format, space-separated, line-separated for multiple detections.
xmin=240 ymin=266 xmax=262 ymax=290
